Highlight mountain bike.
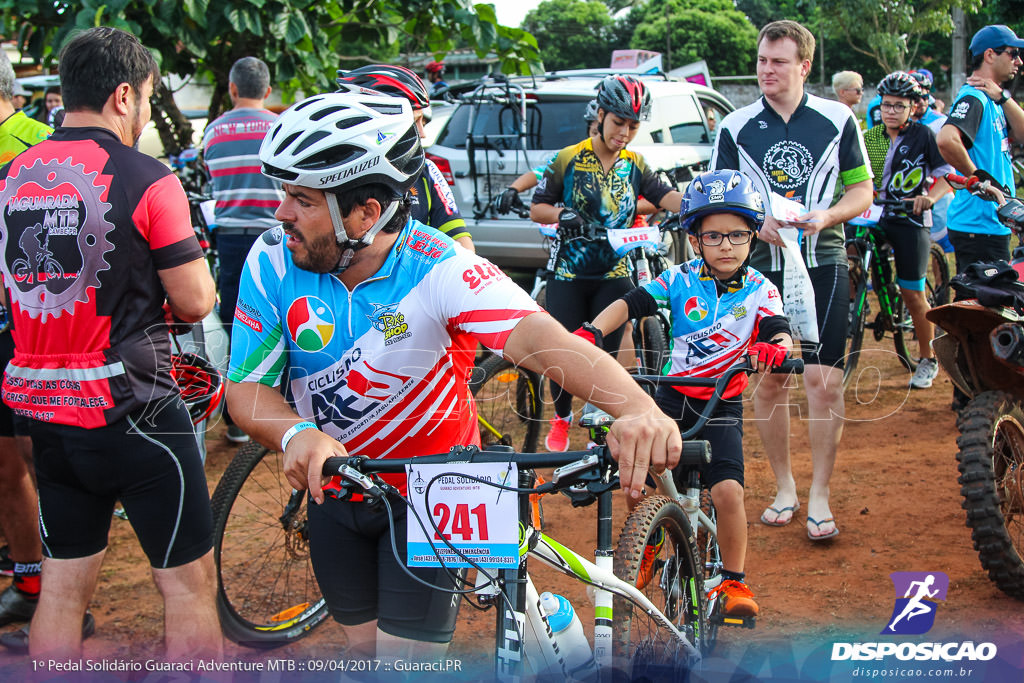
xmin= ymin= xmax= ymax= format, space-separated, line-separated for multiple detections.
xmin=844 ymin=198 xmax=951 ymax=388
xmin=170 ymin=147 xmax=219 ymax=283
xmin=581 ymin=356 xmax=804 ymax=655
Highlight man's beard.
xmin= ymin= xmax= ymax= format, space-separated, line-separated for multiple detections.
xmin=287 ymin=223 xmax=343 ymax=273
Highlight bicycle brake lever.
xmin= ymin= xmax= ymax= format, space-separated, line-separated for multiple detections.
xmin=550 ymin=453 xmax=602 ymax=486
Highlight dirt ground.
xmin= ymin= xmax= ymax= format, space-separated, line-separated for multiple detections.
xmin=1 ymin=339 xmax=1022 ymax=682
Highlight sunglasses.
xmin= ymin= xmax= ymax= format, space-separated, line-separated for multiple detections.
xmin=997 ymin=47 xmax=1022 ymax=59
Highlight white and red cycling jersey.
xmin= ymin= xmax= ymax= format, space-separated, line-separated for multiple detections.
xmin=228 ymin=219 xmax=542 ymax=495
xmin=642 ymin=259 xmax=785 ymax=399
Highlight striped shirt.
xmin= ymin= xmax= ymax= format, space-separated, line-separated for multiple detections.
xmin=202 ymin=108 xmax=282 ymax=231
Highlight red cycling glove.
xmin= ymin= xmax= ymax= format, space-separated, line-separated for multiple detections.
xmin=748 ymin=342 xmax=788 ymax=368
xmin=571 ymin=322 xmax=604 ymax=350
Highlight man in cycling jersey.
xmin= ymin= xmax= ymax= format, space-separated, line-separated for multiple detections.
xmin=863 ymin=72 xmax=953 ymax=389
xmin=531 ymin=75 xmax=685 ymax=452
xmin=225 ymin=88 xmax=681 ymax=661
xmin=711 ymin=20 xmax=873 ymax=540
xmin=425 ymin=61 xmax=448 ymax=98
xmin=937 ymin=24 xmax=1024 ymax=272
xmin=0 ymin=27 xmax=219 ymax=659
xmin=336 ymin=64 xmax=473 ymax=251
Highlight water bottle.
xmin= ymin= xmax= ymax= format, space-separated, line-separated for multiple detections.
xmin=539 ymin=592 xmax=596 ymax=678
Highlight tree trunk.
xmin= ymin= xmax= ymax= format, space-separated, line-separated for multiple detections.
xmin=150 ymin=81 xmax=196 ymax=158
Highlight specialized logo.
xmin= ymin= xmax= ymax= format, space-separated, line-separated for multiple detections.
xmin=286 ymin=296 xmax=335 ymax=352
xmin=949 ymin=100 xmax=970 ymax=120
xmin=684 ymin=296 xmax=709 ymax=321
xmin=0 ymin=159 xmax=115 ymax=321
xmin=883 ymin=571 xmax=948 ymax=635
xmin=367 ymin=302 xmax=411 ymax=345
xmin=763 ymin=141 xmax=814 ymax=190
xmin=707 ymin=179 xmax=726 ymax=202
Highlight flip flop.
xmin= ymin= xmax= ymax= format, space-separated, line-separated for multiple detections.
xmin=807 ymin=516 xmax=839 ymax=541
xmin=760 ymin=502 xmax=800 ymax=526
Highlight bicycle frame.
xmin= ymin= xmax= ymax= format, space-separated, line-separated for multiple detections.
xmin=847 ymin=223 xmax=904 ymax=337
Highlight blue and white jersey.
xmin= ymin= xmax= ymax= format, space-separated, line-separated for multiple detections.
xmin=943 ymin=84 xmax=1014 ymax=236
xmin=228 ymin=219 xmax=541 ymax=492
xmin=642 ymin=259 xmax=785 ymax=400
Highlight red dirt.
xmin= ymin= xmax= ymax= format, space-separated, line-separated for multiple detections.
xmin=1 ymin=339 xmax=1022 ymax=681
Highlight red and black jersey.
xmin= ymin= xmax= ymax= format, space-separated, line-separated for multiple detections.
xmin=0 ymin=126 xmax=203 ymax=428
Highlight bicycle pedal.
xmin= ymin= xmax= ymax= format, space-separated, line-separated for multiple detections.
xmin=711 ymin=613 xmax=756 ymax=629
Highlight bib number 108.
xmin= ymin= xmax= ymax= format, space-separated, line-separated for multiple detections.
xmin=433 ymin=502 xmax=488 ymax=541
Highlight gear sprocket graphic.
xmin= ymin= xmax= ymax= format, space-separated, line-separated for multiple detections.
xmin=0 ymin=158 xmax=114 ymax=321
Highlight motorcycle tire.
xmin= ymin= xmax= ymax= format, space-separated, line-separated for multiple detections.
xmin=956 ymin=391 xmax=1024 ymax=600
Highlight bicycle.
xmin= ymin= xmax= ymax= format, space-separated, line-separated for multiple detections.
xmin=844 ymin=198 xmax=951 ymax=388
xmin=582 ymin=356 xmax=804 ymax=656
xmin=170 ymin=147 xmax=219 ymax=284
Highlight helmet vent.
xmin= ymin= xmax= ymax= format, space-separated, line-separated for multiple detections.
xmin=295 ymin=144 xmax=365 ymax=171
xmin=275 ymin=131 xmax=302 ymax=156
xmin=365 ymin=102 xmax=404 ymax=115
xmin=310 ymin=105 xmax=349 ymax=121
xmin=293 ymin=130 xmax=332 ymax=155
xmin=336 ymin=115 xmax=371 ymax=130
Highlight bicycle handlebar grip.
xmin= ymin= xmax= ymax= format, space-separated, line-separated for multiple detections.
xmin=680 ymin=440 xmax=711 ymax=466
xmin=773 ymin=357 xmax=805 ymax=374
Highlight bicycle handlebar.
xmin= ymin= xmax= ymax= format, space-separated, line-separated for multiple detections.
xmin=945 ymin=173 xmax=1024 ymax=232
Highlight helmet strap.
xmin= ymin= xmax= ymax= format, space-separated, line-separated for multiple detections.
xmin=326 ymin=193 xmax=401 ymax=273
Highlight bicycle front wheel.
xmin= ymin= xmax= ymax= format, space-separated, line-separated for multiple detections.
xmin=843 ymin=247 xmax=869 ymax=389
xmin=614 ymin=495 xmax=706 ymax=674
xmin=469 ymin=354 xmax=543 ymax=452
xmin=636 ymin=315 xmax=668 ymax=375
xmin=211 ymin=441 xmax=329 ymax=647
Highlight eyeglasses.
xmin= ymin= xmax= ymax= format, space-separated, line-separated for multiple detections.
xmin=698 ymin=230 xmax=754 ymax=247
xmin=844 ymin=88 xmax=864 ymax=94
xmin=997 ymin=48 xmax=1022 ymax=59
xmin=880 ymin=103 xmax=909 ymax=113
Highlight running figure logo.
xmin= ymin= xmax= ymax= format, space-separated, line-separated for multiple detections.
xmin=882 ymin=571 xmax=949 ymax=635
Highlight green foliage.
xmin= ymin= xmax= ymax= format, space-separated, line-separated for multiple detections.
xmin=821 ymin=0 xmax=982 ymax=73
xmin=523 ymin=0 xmax=619 ymax=71
xmin=0 ymin=0 xmax=542 ymax=151
xmin=628 ymin=0 xmax=758 ymax=74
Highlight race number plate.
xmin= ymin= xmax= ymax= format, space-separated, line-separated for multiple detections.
xmin=406 ymin=462 xmax=519 ymax=568
xmin=606 ymin=226 xmax=662 ymax=256
xmin=848 ymin=203 xmax=883 ymax=226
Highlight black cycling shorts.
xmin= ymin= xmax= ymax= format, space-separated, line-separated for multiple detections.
xmin=29 ymin=400 xmax=212 ymax=568
xmin=762 ymin=263 xmax=849 ymax=369
xmin=655 ymin=388 xmax=744 ymax=489
xmin=880 ymin=219 xmax=931 ymax=291
xmin=0 ymin=332 xmax=29 ymax=438
xmin=308 ymin=497 xmax=463 ymax=643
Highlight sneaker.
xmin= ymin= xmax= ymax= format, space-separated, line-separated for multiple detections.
xmin=636 ymin=527 xmax=665 ymax=589
xmin=226 ymin=425 xmax=251 ymax=444
xmin=910 ymin=357 xmax=939 ymax=389
xmin=0 ymin=546 xmax=12 ymax=577
xmin=710 ymin=579 xmax=759 ymax=617
xmin=0 ymin=585 xmax=36 ymax=626
xmin=0 ymin=611 xmax=95 ymax=652
xmin=544 ymin=417 xmax=570 ymax=452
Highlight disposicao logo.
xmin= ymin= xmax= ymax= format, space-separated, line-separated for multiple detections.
xmin=684 ymin=296 xmax=708 ymax=322
xmin=831 ymin=571 xmax=997 ymax=663
xmin=286 ymin=296 xmax=335 ymax=352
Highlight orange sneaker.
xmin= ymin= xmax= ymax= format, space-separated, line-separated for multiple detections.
xmin=710 ymin=579 xmax=759 ymax=617
xmin=636 ymin=527 xmax=665 ymax=589
xmin=545 ymin=417 xmax=570 ymax=452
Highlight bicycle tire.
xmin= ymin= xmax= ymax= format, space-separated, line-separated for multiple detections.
xmin=890 ymin=287 xmax=915 ymax=372
xmin=469 ymin=354 xmax=543 ymax=453
xmin=637 ymin=315 xmax=668 ymax=375
xmin=926 ymin=243 xmax=951 ymax=308
xmin=955 ymin=391 xmax=1024 ymax=600
xmin=694 ymin=489 xmax=722 ymax=652
xmin=613 ymin=495 xmax=706 ymax=673
xmin=211 ymin=441 xmax=329 ymax=647
xmin=843 ymin=248 xmax=869 ymax=389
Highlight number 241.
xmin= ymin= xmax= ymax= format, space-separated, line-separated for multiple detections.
xmin=433 ymin=503 xmax=488 ymax=541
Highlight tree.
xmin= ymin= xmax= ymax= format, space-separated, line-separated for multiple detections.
xmin=0 ymin=0 xmax=542 ymax=154
xmin=522 ymin=0 xmax=619 ymax=72
xmin=628 ymin=0 xmax=758 ymax=75
xmin=822 ymin=0 xmax=982 ymax=73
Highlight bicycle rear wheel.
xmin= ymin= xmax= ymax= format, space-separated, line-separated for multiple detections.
xmin=843 ymin=247 xmax=869 ymax=389
xmin=927 ymin=243 xmax=951 ymax=308
xmin=613 ymin=495 xmax=705 ymax=674
xmin=211 ymin=441 xmax=328 ymax=647
xmin=469 ymin=354 xmax=543 ymax=452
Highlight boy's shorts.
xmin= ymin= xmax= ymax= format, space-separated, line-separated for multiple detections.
xmin=655 ymin=387 xmax=744 ymax=488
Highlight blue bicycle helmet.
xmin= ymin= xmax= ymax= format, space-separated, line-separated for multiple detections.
xmin=680 ymin=170 xmax=765 ymax=232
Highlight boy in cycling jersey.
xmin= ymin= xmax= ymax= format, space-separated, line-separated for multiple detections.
xmin=863 ymin=71 xmax=953 ymax=389
xmin=579 ymin=170 xmax=793 ymax=617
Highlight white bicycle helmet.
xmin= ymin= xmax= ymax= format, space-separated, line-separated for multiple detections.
xmin=260 ymin=90 xmax=424 ymax=252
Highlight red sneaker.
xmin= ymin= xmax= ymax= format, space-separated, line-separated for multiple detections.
xmin=710 ymin=579 xmax=759 ymax=617
xmin=636 ymin=527 xmax=665 ymax=589
xmin=545 ymin=417 xmax=570 ymax=452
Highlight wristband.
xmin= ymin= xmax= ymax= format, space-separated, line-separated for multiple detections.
xmin=281 ymin=421 xmax=318 ymax=452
